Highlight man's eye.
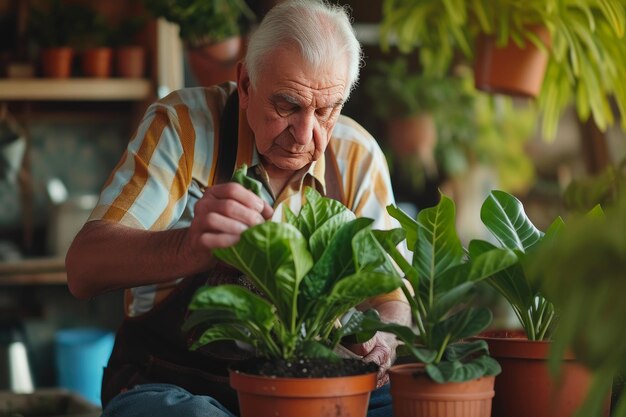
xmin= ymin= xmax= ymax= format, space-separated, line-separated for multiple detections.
xmin=275 ymin=103 xmax=297 ymax=116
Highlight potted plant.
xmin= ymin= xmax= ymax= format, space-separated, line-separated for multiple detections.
xmin=528 ymin=190 xmax=626 ymax=417
xmin=74 ymin=10 xmax=114 ymax=78
xmin=27 ymin=0 xmax=87 ymax=78
xmin=378 ymin=0 xmax=626 ymax=140
xmin=469 ymin=190 xmax=610 ymax=417
xmin=183 ymin=166 xmax=405 ymax=417
xmin=143 ymin=0 xmax=255 ymax=86
xmin=111 ymin=16 xmax=148 ymax=79
xmin=372 ymin=193 xmax=516 ymax=417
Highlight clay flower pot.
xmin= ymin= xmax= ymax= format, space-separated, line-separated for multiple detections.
xmin=389 ymin=363 xmax=495 ymax=417
xmin=229 ymin=369 xmax=376 ymax=417
xmin=186 ymin=36 xmax=243 ymax=86
xmin=476 ymin=331 xmax=610 ymax=417
xmin=115 ymin=46 xmax=146 ymax=78
xmin=40 ymin=47 xmax=74 ymax=78
xmin=474 ymin=25 xmax=551 ymax=98
xmin=82 ymin=47 xmax=113 ymax=78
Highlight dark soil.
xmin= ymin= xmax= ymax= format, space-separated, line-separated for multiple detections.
xmin=232 ymin=357 xmax=378 ymax=378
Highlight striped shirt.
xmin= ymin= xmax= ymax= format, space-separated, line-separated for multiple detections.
xmin=89 ymin=83 xmax=404 ymax=317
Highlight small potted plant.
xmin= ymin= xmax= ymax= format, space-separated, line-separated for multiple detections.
xmin=183 ymin=166 xmax=405 ymax=417
xmin=469 ymin=190 xmax=610 ymax=417
xmin=27 ymin=0 xmax=87 ymax=78
xmin=143 ymin=0 xmax=255 ymax=86
xmin=110 ymin=16 xmax=148 ymax=78
xmin=373 ymin=193 xmax=515 ymax=417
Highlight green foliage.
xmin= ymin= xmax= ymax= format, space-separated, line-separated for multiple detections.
xmin=28 ymin=0 xmax=99 ymax=48
xmin=184 ymin=183 xmax=403 ymax=361
xmin=377 ymin=194 xmax=513 ymax=383
xmin=364 ymin=58 xmax=460 ymax=119
xmin=562 ymin=159 xmax=626 ymax=213
xmin=379 ymin=0 xmax=626 ymax=140
xmin=528 ymin=195 xmax=626 ymax=417
xmin=470 ymin=190 xmax=560 ymax=341
xmin=143 ymin=0 xmax=255 ymax=46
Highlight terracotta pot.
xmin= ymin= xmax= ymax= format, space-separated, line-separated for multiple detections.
xmin=115 ymin=46 xmax=146 ymax=78
xmin=82 ymin=47 xmax=113 ymax=78
xmin=389 ymin=363 xmax=495 ymax=417
xmin=476 ymin=331 xmax=610 ymax=417
xmin=186 ymin=36 xmax=243 ymax=86
xmin=40 ymin=47 xmax=74 ymax=78
xmin=229 ymin=369 xmax=376 ymax=417
xmin=387 ymin=113 xmax=437 ymax=157
xmin=474 ymin=25 xmax=551 ymax=98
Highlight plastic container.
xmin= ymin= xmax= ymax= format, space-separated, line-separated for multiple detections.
xmin=55 ymin=328 xmax=115 ymax=406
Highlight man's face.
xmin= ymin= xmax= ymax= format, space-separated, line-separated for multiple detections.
xmin=238 ymin=47 xmax=348 ymax=173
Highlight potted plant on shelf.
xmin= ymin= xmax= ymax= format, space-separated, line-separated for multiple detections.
xmin=378 ymin=0 xmax=626 ymax=140
xmin=469 ymin=190 xmax=610 ymax=417
xmin=373 ymin=193 xmax=516 ymax=417
xmin=183 ymin=166 xmax=405 ymax=417
xmin=143 ymin=0 xmax=255 ymax=86
xmin=111 ymin=16 xmax=148 ymax=79
xmin=27 ymin=0 xmax=87 ymax=78
xmin=74 ymin=9 xmax=114 ymax=79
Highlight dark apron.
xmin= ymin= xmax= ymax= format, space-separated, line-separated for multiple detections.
xmin=101 ymin=90 xmax=345 ymax=412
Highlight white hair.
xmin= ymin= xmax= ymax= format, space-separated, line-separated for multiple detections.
xmin=244 ymin=0 xmax=362 ymax=97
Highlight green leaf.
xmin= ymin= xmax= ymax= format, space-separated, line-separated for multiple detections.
xmin=309 ymin=210 xmax=355 ymax=261
xmin=429 ymin=281 xmax=474 ymax=322
xmin=295 ymin=187 xmax=350 ymax=240
xmin=415 ymin=194 xmax=465 ymax=284
xmin=190 ymin=324 xmax=255 ymax=351
xmin=444 ymin=340 xmax=490 ymax=362
xmin=335 ymin=309 xmax=417 ymax=346
xmin=213 ymin=222 xmax=312 ymax=327
xmin=352 ymin=228 xmax=397 ymax=274
xmin=432 ymin=308 xmax=492 ymax=347
xmin=231 ymin=163 xmax=262 ymax=197
xmin=387 ymin=204 xmax=418 ymax=250
xmin=300 ymin=218 xmax=373 ymax=302
xmin=426 ymin=354 xmax=501 ymax=383
xmin=299 ymin=340 xmax=338 ymax=360
xmin=325 ymin=271 xmax=403 ymax=312
xmin=480 ymin=190 xmax=544 ymax=252
xmin=188 ymin=285 xmax=275 ymax=329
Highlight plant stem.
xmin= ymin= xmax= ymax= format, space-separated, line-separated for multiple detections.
xmin=434 ymin=333 xmax=451 ymax=364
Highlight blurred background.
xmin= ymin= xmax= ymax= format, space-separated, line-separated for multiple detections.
xmin=0 ymin=0 xmax=624 ymax=413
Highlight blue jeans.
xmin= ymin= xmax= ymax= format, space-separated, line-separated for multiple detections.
xmin=101 ymin=383 xmax=393 ymax=417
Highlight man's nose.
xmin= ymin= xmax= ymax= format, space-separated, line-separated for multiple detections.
xmin=289 ymin=111 xmax=316 ymax=145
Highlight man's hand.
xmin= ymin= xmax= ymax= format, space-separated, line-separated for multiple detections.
xmin=184 ymin=182 xmax=273 ymax=268
xmin=345 ymin=300 xmax=411 ymax=387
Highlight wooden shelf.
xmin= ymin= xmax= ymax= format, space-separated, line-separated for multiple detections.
xmin=0 ymin=78 xmax=153 ymax=101
xmin=0 ymin=257 xmax=67 ymax=285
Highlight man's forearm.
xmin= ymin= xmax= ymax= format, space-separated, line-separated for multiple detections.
xmin=65 ymin=220 xmax=208 ymax=299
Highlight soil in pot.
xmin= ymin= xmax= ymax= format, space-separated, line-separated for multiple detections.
xmin=230 ymin=358 xmax=378 ymax=417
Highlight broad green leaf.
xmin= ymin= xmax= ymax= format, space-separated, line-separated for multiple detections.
xmin=299 ymin=340 xmax=338 ymax=360
xmin=426 ymin=354 xmax=501 ymax=383
xmin=399 ymin=345 xmax=438 ymax=364
xmin=444 ymin=340 xmax=490 ymax=362
xmin=415 ymin=194 xmax=465 ymax=284
xmin=373 ymin=228 xmax=418 ymax=289
xmin=309 ymin=210 xmax=355 ymax=260
xmin=188 ymin=285 xmax=275 ymax=330
xmin=300 ymin=218 xmax=373 ymax=302
xmin=480 ymin=190 xmax=544 ymax=252
xmin=352 ymin=228 xmax=397 ymax=274
xmin=295 ymin=187 xmax=349 ymax=240
xmin=325 ymin=271 xmax=403 ymax=311
xmin=334 ymin=309 xmax=417 ymax=347
xmin=231 ymin=163 xmax=262 ymax=197
xmin=428 ymin=281 xmax=474 ymax=322
xmin=431 ymin=308 xmax=492 ymax=347
xmin=190 ymin=324 xmax=254 ymax=351
xmin=387 ymin=204 xmax=418 ymax=250
xmin=214 ymin=222 xmax=312 ymax=327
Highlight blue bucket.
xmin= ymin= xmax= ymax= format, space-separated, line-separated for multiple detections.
xmin=55 ymin=327 xmax=115 ymax=406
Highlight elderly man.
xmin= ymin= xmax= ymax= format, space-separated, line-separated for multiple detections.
xmin=66 ymin=1 xmax=410 ymax=416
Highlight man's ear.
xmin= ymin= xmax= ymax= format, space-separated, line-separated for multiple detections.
xmin=237 ymin=62 xmax=250 ymax=109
